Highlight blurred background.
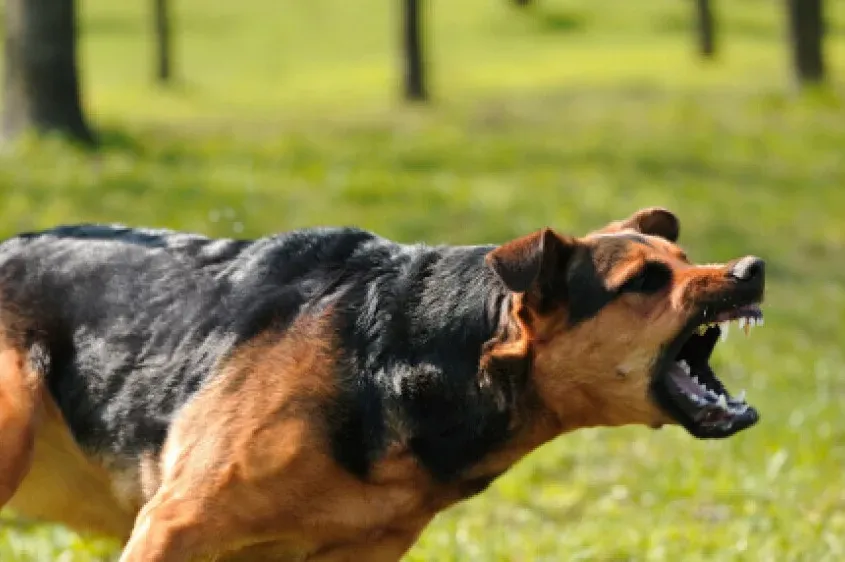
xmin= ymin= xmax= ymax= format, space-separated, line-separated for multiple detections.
xmin=1 ymin=0 xmax=844 ymax=560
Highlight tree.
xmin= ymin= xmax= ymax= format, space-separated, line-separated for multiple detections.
xmin=512 ymin=0 xmax=534 ymax=6
xmin=694 ymin=0 xmax=716 ymax=59
xmin=2 ymin=0 xmax=95 ymax=144
xmin=153 ymin=0 xmax=173 ymax=84
xmin=786 ymin=0 xmax=826 ymax=85
xmin=402 ymin=0 xmax=428 ymax=102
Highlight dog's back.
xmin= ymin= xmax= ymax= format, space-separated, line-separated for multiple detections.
xmin=0 ymin=225 xmax=384 ymax=457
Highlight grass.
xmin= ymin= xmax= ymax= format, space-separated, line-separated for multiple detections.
xmin=1 ymin=0 xmax=845 ymax=559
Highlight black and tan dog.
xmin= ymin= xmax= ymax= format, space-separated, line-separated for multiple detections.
xmin=0 ymin=208 xmax=765 ymax=561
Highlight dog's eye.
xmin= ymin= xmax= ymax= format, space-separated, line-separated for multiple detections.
xmin=620 ymin=263 xmax=671 ymax=294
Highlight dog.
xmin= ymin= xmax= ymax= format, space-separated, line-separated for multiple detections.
xmin=0 ymin=207 xmax=765 ymax=561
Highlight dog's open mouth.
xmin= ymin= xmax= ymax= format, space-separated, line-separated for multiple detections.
xmin=653 ymin=303 xmax=763 ymax=438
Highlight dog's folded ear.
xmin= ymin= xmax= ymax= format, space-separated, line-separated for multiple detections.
xmin=594 ymin=207 xmax=680 ymax=242
xmin=486 ymin=228 xmax=576 ymax=294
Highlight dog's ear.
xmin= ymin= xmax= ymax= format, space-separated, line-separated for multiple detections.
xmin=594 ymin=207 xmax=680 ymax=242
xmin=486 ymin=228 xmax=576 ymax=294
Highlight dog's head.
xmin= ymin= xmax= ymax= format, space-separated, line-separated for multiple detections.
xmin=486 ymin=207 xmax=765 ymax=439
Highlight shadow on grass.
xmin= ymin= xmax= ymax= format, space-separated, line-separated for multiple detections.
xmin=97 ymin=128 xmax=146 ymax=155
xmin=654 ymin=12 xmax=845 ymax=39
xmin=534 ymin=10 xmax=588 ymax=35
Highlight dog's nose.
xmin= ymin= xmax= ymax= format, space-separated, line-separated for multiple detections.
xmin=729 ymin=256 xmax=765 ymax=283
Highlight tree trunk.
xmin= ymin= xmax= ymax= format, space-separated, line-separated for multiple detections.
xmin=695 ymin=0 xmax=716 ymax=59
xmin=2 ymin=0 xmax=95 ymax=144
xmin=402 ymin=0 xmax=428 ymax=102
xmin=512 ymin=0 xmax=533 ymax=6
xmin=153 ymin=0 xmax=172 ymax=83
xmin=786 ymin=0 xmax=826 ymax=85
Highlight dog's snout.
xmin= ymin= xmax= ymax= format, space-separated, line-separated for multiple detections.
xmin=729 ymin=256 xmax=765 ymax=283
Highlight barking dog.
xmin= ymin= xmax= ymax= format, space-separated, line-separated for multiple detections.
xmin=0 ymin=208 xmax=765 ymax=561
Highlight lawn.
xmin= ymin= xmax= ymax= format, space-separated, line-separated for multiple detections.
xmin=1 ymin=0 xmax=845 ymax=560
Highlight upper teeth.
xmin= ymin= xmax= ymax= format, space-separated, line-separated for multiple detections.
xmin=698 ymin=312 xmax=763 ymax=342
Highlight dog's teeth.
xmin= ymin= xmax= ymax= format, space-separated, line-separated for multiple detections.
xmin=738 ymin=317 xmax=746 ymax=330
xmin=758 ymin=317 xmax=764 ymax=327
xmin=719 ymin=321 xmax=730 ymax=341
xmin=732 ymin=404 xmax=749 ymax=415
xmin=716 ymin=394 xmax=728 ymax=410
xmin=679 ymin=360 xmax=690 ymax=374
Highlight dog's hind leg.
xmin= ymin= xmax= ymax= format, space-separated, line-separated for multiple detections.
xmin=0 ymin=345 xmax=40 ymax=507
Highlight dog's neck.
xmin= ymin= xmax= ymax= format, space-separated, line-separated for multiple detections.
xmin=461 ymin=292 xmax=568 ymax=481
xmin=390 ymin=246 xmax=566 ymax=484
xmin=333 ymin=243 xmax=563 ymax=485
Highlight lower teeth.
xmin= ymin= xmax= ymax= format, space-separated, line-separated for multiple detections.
xmin=676 ymin=366 xmax=749 ymax=414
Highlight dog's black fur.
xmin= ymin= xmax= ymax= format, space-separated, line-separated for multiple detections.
xmin=0 ymin=225 xmax=627 ymax=483
xmin=0 ymin=226 xmax=536 ymax=482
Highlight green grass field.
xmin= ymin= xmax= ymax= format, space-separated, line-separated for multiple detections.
xmin=1 ymin=0 xmax=845 ymax=559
